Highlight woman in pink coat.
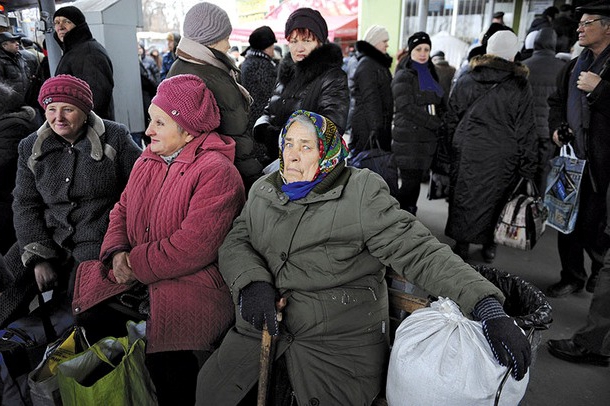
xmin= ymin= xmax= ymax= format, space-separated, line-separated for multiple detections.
xmin=72 ymin=74 xmax=245 ymax=405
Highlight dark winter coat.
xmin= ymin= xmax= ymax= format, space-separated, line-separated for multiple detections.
xmin=0 ymin=49 xmax=30 ymax=103
xmin=240 ymin=49 xmax=278 ymax=164
xmin=391 ymin=58 xmax=444 ymax=171
xmin=54 ymin=23 xmax=115 ymax=120
xmin=548 ymin=45 xmax=610 ymax=196
xmin=73 ymin=133 xmax=244 ymax=353
xmin=253 ymin=43 xmax=349 ymax=159
xmin=347 ymin=40 xmax=393 ymax=154
xmin=0 ymin=107 xmax=38 ymax=254
xmin=445 ymin=55 xmax=538 ymax=244
xmin=12 ymin=113 xmax=141 ymax=269
xmin=0 ymin=114 xmax=140 ymax=325
xmin=168 ymin=49 xmax=262 ymax=186
xmin=522 ymin=28 xmax=565 ymax=188
xmin=197 ymin=166 xmax=504 ymax=405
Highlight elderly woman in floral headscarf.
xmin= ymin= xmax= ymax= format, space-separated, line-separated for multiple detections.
xmin=196 ymin=110 xmax=531 ymax=405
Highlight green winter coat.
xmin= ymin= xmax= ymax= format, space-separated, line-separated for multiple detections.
xmin=197 ymin=164 xmax=504 ymax=406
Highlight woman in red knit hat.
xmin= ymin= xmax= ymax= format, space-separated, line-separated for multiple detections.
xmin=73 ymin=74 xmax=246 ymax=405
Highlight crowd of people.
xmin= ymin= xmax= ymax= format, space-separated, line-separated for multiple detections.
xmin=0 ymin=1 xmax=609 ymax=405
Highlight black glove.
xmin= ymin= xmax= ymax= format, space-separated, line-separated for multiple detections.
xmin=239 ymin=281 xmax=279 ymax=335
xmin=473 ymin=296 xmax=531 ymax=381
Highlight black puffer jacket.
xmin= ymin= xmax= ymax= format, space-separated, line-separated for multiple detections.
xmin=0 ymin=106 xmax=38 ymax=254
xmin=522 ymin=28 xmax=566 ymax=185
xmin=391 ymin=57 xmax=444 ymax=171
xmin=347 ymin=40 xmax=393 ymax=154
xmin=0 ymin=50 xmax=30 ymax=103
xmin=240 ymin=49 xmax=278 ymax=165
xmin=254 ymin=43 xmax=349 ymax=158
xmin=445 ymin=55 xmax=537 ymax=244
xmin=54 ymin=23 xmax=115 ymax=120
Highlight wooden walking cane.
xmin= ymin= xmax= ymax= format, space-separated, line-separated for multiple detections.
xmin=257 ymin=323 xmax=274 ymax=406
xmin=257 ymin=298 xmax=286 ymax=406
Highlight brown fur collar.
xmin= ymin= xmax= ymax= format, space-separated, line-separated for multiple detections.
xmin=469 ymin=54 xmax=530 ymax=78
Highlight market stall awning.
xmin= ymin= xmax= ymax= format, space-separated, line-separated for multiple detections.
xmin=231 ymin=13 xmax=358 ymax=44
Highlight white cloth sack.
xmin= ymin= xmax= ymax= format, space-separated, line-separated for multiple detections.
xmin=386 ymin=297 xmax=529 ymax=406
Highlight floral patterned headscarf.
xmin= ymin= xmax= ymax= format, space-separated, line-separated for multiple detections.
xmin=279 ymin=110 xmax=349 ymax=182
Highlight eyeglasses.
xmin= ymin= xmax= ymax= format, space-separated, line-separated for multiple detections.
xmin=578 ymin=18 xmax=603 ymax=28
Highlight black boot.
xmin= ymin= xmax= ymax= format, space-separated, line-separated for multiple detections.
xmin=482 ymin=243 xmax=497 ymax=263
xmin=453 ymin=242 xmax=469 ymax=260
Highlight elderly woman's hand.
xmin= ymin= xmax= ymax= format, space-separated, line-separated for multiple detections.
xmin=239 ymin=281 xmax=280 ymax=335
xmin=34 ymin=261 xmax=57 ymax=292
xmin=112 ymin=251 xmax=136 ymax=284
xmin=473 ymin=296 xmax=531 ymax=380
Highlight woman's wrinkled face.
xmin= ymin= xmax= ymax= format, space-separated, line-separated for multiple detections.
xmin=53 ymin=17 xmax=76 ymax=42
xmin=146 ymin=104 xmax=194 ymax=156
xmin=282 ymin=121 xmax=320 ymax=183
xmin=45 ymin=102 xmax=87 ymax=142
xmin=288 ymin=30 xmax=320 ymax=62
xmin=411 ymin=43 xmax=431 ymax=64
xmin=375 ymin=39 xmax=390 ymax=54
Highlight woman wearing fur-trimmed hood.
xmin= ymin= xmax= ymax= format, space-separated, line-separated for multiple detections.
xmin=253 ymin=7 xmax=349 ymax=162
xmin=445 ymin=31 xmax=538 ymax=263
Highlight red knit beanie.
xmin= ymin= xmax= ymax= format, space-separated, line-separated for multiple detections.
xmin=151 ymin=74 xmax=220 ymax=137
xmin=38 ymin=74 xmax=93 ymax=114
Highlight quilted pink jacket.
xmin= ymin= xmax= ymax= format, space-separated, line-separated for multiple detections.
xmin=73 ymin=132 xmax=245 ymax=353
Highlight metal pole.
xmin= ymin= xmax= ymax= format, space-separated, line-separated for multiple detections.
xmin=451 ymin=0 xmax=459 ymax=36
xmin=418 ymin=0 xmax=429 ymax=32
xmin=38 ymin=0 xmax=61 ymax=76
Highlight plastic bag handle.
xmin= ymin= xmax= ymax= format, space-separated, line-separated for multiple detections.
xmin=89 ymin=336 xmax=129 ymax=368
xmin=560 ymin=143 xmax=577 ymax=159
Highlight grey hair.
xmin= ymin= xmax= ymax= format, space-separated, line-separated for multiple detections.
xmin=600 ymin=16 xmax=610 ymax=27
xmin=285 ymin=113 xmax=317 ymax=136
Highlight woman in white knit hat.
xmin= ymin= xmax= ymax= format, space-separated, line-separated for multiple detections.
xmin=445 ymin=30 xmax=538 ymax=263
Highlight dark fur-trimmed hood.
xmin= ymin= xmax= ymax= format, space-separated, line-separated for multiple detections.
xmin=355 ymin=40 xmax=393 ymax=69
xmin=469 ymin=54 xmax=529 ymax=85
xmin=278 ymin=43 xmax=343 ymax=86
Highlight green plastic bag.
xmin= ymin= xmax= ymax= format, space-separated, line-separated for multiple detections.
xmin=57 ymin=321 xmax=157 ymax=405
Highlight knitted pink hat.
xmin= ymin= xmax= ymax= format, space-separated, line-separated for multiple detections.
xmin=151 ymin=74 xmax=220 ymax=137
xmin=38 ymin=74 xmax=93 ymax=114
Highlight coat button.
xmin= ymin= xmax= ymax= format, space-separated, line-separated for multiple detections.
xmin=65 ymin=177 xmax=70 ymax=182
xmin=74 ymin=307 xmax=81 ymax=313
xmin=286 ymin=334 xmax=294 ymax=343
xmin=309 ymin=398 xmax=319 ymax=406
xmin=280 ymin=252 xmax=287 ymax=261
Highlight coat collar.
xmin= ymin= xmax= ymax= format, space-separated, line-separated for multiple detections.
xmin=469 ymin=54 xmax=530 ymax=80
xmin=141 ymin=133 xmax=208 ymax=164
xmin=277 ymin=43 xmax=343 ymax=86
xmin=28 ymin=112 xmax=108 ymax=171
xmin=355 ymin=40 xmax=393 ymax=68
xmin=261 ymin=162 xmax=351 ymax=205
xmin=54 ymin=23 xmax=93 ymax=51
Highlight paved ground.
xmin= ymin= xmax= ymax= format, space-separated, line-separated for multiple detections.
xmin=414 ymin=184 xmax=610 ymax=406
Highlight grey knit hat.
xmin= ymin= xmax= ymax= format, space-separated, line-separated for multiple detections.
xmin=183 ymin=2 xmax=232 ymax=46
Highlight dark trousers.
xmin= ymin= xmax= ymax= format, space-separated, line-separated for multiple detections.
xmin=573 ymin=250 xmax=610 ymax=355
xmin=146 ymin=350 xmax=210 ymax=406
xmin=558 ymin=175 xmax=607 ymax=283
xmin=397 ymin=169 xmax=424 ymax=212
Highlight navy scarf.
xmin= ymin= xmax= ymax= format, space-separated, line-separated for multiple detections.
xmin=412 ymin=61 xmax=444 ymax=97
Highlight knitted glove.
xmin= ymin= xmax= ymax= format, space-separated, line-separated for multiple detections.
xmin=473 ymin=296 xmax=531 ymax=381
xmin=239 ymin=281 xmax=279 ymax=335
